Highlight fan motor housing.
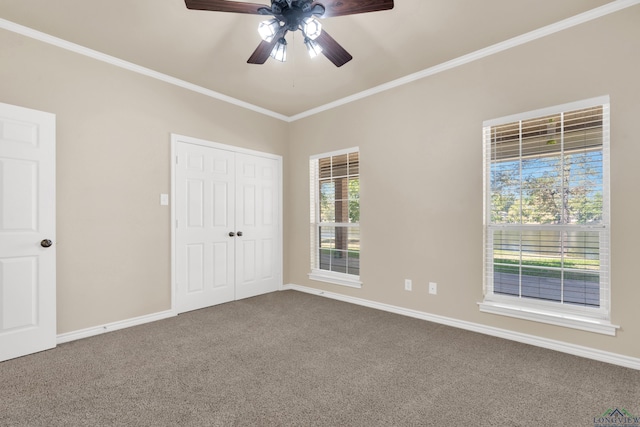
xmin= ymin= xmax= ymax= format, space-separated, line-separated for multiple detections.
xmin=271 ymin=0 xmax=318 ymax=31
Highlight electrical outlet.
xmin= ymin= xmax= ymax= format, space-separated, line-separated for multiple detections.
xmin=429 ymin=282 xmax=437 ymax=295
xmin=404 ymin=279 xmax=412 ymax=291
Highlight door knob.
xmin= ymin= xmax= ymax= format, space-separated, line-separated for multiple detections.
xmin=228 ymin=232 xmax=235 ymax=237
xmin=237 ymin=231 xmax=243 ymax=237
xmin=40 ymin=239 xmax=53 ymax=248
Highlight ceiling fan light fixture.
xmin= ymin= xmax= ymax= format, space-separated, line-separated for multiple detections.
xmin=301 ymin=16 xmax=322 ymax=40
xmin=258 ymin=18 xmax=280 ymax=42
xmin=186 ymin=0 xmax=390 ymax=67
xmin=270 ymin=38 xmax=287 ymax=62
xmin=304 ymin=37 xmax=323 ymax=58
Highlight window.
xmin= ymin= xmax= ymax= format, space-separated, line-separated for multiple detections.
xmin=479 ymin=96 xmax=618 ymax=335
xmin=309 ymin=148 xmax=361 ymax=288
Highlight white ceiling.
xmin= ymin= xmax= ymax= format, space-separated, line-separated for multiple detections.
xmin=0 ymin=0 xmax=617 ymax=117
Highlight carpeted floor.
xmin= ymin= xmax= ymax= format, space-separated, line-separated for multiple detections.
xmin=1 ymin=290 xmax=638 ymax=426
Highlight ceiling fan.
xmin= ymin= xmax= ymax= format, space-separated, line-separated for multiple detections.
xmin=184 ymin=0 xmax=394 ymax=67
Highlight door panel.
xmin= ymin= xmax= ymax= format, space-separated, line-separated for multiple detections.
xmin=235 ymin=153 xmax=280 ymax=300
xmin=186 ymin=244 xmax=205 ymax=293
xmin=1 ymin=159 xmax=37 ymax=230
xmin=263 ymin=187 xmax=274 ymax=226
xmin=0 ymin=102 xmax=56 ymax=362
xmin=261 ymin=238 xmax=274 ymax=279
xmin=1 ymin=257 xmax=37 ymax=329
xmin=175 ymin=143 xmax=235 ymax=313
xmin=186 ymin=179 xmax=204 ymax=227
xmin=241 ymin=239 xmax=256 ymax=282
xmin=243 ymin=184 xmax=256 ymax=226
xmin=212 ymin=183 xmax=228 ymax=227
xmin=212 ymin=242 xmax=229 ymax=287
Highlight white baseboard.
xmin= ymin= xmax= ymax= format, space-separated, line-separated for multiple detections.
xmin=57 ymin=309 xmax=176 ymax=345
xmin=282 ymin=284 xmax=640 ymax=371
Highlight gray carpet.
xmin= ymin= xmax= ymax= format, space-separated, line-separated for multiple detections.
xmin=1 ymin=290 xmax=638 ymax=426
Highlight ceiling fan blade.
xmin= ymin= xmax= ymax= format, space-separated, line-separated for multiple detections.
xmin=315 ymin=30 xmax=353 ymax=67
xmin=185 ymin=0 xmax=268 ymax=15
xmin=247 ymin=41 xmax=276 ymax=64
xmin=247 ymin=28 xmax=287 ymax=64
xmin=314 ymin=0 xmax=393 ymax=17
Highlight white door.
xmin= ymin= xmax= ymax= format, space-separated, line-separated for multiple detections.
xmin=175 ymin=142 xmax=236 ymax=313
xmin=0 ymin=102 xmax=56 ymax=362
xmin=235 ymin=153 xmax=280 ymax=300
xmin=174 ymin=137 xmax=281 ymax=313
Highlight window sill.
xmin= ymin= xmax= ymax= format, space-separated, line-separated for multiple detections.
xmin=308 ymin=270 xmax=362 ymax=289
xmin=478 ymin=299 xmax=619 ymax=336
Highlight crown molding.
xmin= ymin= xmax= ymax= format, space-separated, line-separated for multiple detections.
xmin=2 ymin=0 xmax=639 ymax=123
xmin=288 ymin=0 xmax=640 ymax=121
xmin=0 ymin=18 xmax=289 ymax=122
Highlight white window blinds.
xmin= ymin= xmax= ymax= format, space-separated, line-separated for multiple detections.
xmin=482 ymin=97 xmax=612 ymax=331
xmin=309 ymin=148 xmax=361 ymax=287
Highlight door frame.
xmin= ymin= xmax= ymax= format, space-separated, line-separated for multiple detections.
xmin=170 ymin=133 xmax=283 ymax=312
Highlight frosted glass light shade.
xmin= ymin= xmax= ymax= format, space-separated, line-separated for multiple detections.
xmin=302 ymin=17 xmax=322 ymax=40
xmin=305 ymin=38 xmax=323 ymax=58
xmin=270 ymin=38 xmax=287 ymax=62
xmin=258 ymin=19 xmax=280 ymax=42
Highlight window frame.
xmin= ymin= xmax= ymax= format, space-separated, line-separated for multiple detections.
xmin=479 ymin=96 xmax=619 ymax=335
xmin=308 ymin=147 xmax=362 ymax=288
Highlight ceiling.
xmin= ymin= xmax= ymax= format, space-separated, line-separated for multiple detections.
xmin=0 ymin=0 xmax=616 ymax=117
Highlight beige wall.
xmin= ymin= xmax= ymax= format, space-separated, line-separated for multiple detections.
xmin=1 ymin=6 xmax=638 ymax=359
xmin=287 ymin=7 xmax=640 ymax=358
xmin=0 ymin=29 xmax=288 ymax=334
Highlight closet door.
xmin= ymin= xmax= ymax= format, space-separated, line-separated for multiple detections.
xmin=234 ymin=153 xmax=280 ymax=300
xmin=174 ymin=137 xmax=281 ymax=314
xmin=175 ymin=143 xmax=236 ymax=313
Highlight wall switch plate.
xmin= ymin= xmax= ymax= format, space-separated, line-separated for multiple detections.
xmin=404 ymin=279 xmax=412 ymax=291
xmin=429 ymin=282 xmax=437 ymax=295
xmin=160 ymin=193 xmax=169 ymax=206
